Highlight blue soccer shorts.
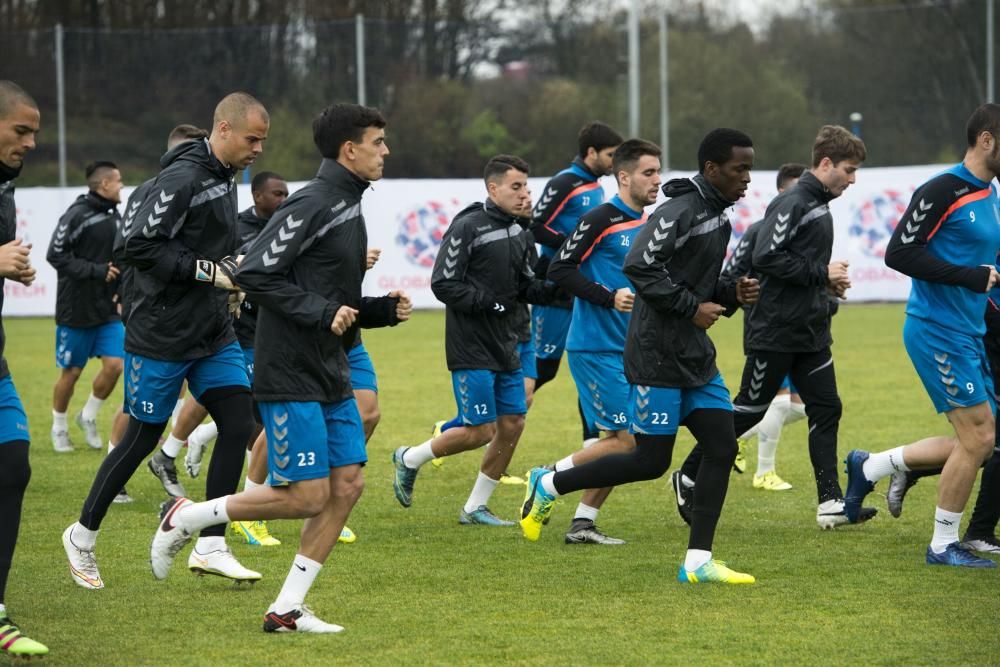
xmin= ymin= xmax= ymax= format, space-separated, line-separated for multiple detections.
xmin=568 ymin=351 xmax=631 ymax=432
xmin=241 ymin=346 xmax=255 ymax=386
xmin=258 ymin=398 xmax=367 ymax=485
xmin=348 ymin=342 xmax=378 ymax=393
xmin=0 ymin=376 xmax=30 ymax=444
xmin=903 ymin=315 xmax=996 ymax=414
xmin=531 ymin=305 xmax=572 ymax=361
xmin=452 ymin=368 xmax=527 ymax=426
xmin=629 ymin=373 xmax=733 ymax=436
xmin=55 ymin=321 xmax=124 ymax=368
xmin=124 ymin=341 xmax=250 ymax=423
xmin=518 ymin=339 xmax=537 ymax=381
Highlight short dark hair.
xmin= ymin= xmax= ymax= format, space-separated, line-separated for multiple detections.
xmin=483 ymin=154 xmax=530 ymax=185
xmin=313 ymin=103 xmax=387 ymax=159
xmin=0 ymin=80 xmax=37 ymax=119
xmin=167 ymin=124 xmax=208 ymax=149
xmin=251 ymin=171 xmax=285 ymax=193
xmin=776 ymin=162 xmax=807 ymax=191
xmin=85 ymin=160 xmax=117 ymax=190
xmin=812 ymin=125 xmax=866 ymax=167
xmin=697 ymin=128 xmax=754 ymax=174
xmin=966 ymin=103 xmax=1000 ymax=147
xmin=612 ymin=139 xmax=662 ymax=180
xmin=578 ymin=121 xmax=623 ymax=157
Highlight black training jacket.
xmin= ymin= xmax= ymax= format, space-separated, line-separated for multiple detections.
xmin=238 ymin=159 xmax=399 ymax=403
xmin=123 ymin=138 xmax=239 ymax=360
xmin=233 ymin=206 xmax=269 ymax=349
xmin=0 ymin=162 xmax=20 ymax=380
xmin=622 ymin=175 xmax=739 ymax=388
xmin=114 ymin=178 xmax=154 ymax=321
xmin=745 ymin=171 xmax=836 ymax=353
xmin=46 ymin=191 xmax=120 ymax=328
xmin=432 ymin=200 xmax=558 ymax=371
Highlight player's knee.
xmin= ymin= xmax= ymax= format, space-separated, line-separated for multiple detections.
xmin=331 ymin=472 xmax=365 ymax=506
xmin=501 ymin=414 xmax=526 ymax=437
xmin=0 ymin=443 xmax=30 ymax=492
xmin=292 ymin=483 xmax=330 ymax=516
xmin=103 ymin=356 xmax=124 ymax=377
xmin=62 ymin=367 xmax=83 ymax=381
xmin=466 ymin=422 xmax=496 ymax=446
xmin=361 ymin=406 xmax=381 ymax=435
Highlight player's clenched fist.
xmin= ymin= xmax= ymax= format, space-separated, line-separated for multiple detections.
xmin=389 ymin=290 xmax=412 ymax=321
xmin=692 ymin=302 xmax=726 ymax=329
xmin=330 ymin=305 xmax=359 ymax=335
xmin=0 ymin=238 xmax=31 ymax=279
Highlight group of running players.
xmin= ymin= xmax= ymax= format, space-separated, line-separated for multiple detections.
xmin=0 ymin=76 xmax=998 ymax=654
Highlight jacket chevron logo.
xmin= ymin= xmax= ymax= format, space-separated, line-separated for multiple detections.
xmin=442 ymin=237 xmax=462 ymax=278
xmin=262 ymin=215 xmax=303 ymax=266
xmin=643 ymin=219 xmax=675 ymax=264
xmin=396 ymin=199 xmax=461 ymax=268
xmin=142 ymin=190 xmax=175 ymax=238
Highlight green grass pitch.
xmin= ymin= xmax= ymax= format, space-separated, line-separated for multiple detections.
xmin=3 ymin=305 xmax=997 ymax=665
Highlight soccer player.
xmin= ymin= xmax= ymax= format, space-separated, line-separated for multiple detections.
xmin=46 ymin=161 xmax=124 ymax=452
xmin=109 ymin=123 xmax=208 ymax=503
xmin=151 ymin=102 xmax=400 ymax=633
xmin=530 ymin=121 xmax=622 ymax=445
xmin=0 ymin=79 xmax=48 ymax=657
xmin=519 ymin=129 xmax=760 ymax=584
xmin=719 ymin=162 xmax=808 ymax=490
xmin=675 ymin=125 xmax=873 ymax=529
xmin=844 ymin=104 xmax=1000 ymax=568
xmin=62 ymin=92 xmax=268 ymax=589
xmin=391 ymin=155 xmax=563 ymax=525
xmin=544 ymin=138 xmax=662 ymax=544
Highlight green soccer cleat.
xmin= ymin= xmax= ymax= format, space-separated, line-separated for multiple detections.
xmin=519 ymin=468 xmax=557 ymax=541
xmin=0 ymin=617 xmax=49 ymax=658
xmin=392 ymin=446 xmax=419 ymax=508
xmin=677 ymin=559 xmax=755 ymax=584
xmin=732 ymin=437 xmax=747 ymax=474
xmin=338 ymin=526 xmax=357 ymax=543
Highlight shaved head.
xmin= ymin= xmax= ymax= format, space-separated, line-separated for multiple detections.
xmin=0 ymin=80 xmax=38 ymax=120
xmin=213 ymin=92 xmax=268 ymax=130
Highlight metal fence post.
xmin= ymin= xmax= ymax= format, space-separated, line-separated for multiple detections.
xmin=356 ymin=13 xmax=366 ymax=106
xmin=55 ymin=22 xmax=67 ymax=187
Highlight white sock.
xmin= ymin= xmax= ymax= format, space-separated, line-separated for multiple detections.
xmin=930 ymin=507 xmax=963 ymax=553
xmin=786 ymin=401 xmax=807 ymax=423
xmin=52 ymin=410 xmax=67 ymax=431
xmin=755 ymin=395 xmax=791 ymax=476
xmin=194 ymin=536 xmax=227 ymax=553
xmin=171 ymin=398 xmax=185 ymax=427
xmin=177 ymin=496 xmax=231 ymax=533
xmin=70 ymin=522 xmax=98 ymax=551
xmin=680 ymin=474 xmax=695 ymax=488
xmin=555 ymin=454 xmax=576 ymax=472
xmin=540 ymin=471 xmax=560 ymax=497
xmin=271 ymin=554 xmax=322 ymax=614
xmin=463 ymin=473 xmax=499 ymax=513
xmin=862 ymin=446 xmax=910 ymax=482
xmin=81 ymin=393 xmax=105 ymax=421
xmin=244 ymin=477 xmax=260 ymax=492
xmin=161 ymin=434 xmax=186 ymax=459
xmin=574 ymin=503 xmax=599 ymax=522
xmin=684 ymin=548 xmax=712 ymax=571
xmin=402 ymin=440 xmax=436 ymax=469
xmin=192 ymin=421 xmax=218 ymax=444
xmin=582 ymin=437 xmax=600 ymax=449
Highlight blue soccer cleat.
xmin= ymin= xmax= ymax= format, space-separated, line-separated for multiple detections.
xmin=519 ymin=468 xmax=557 ymax=541
xmin=926 ymin=542 xmax=997 ymax=568
xmin=843 ymin=449 xmax=875 ymax=523
xmin=677 ymin=559 xmax=755 ymax=584
xmin=459 ymin=505 xmax=515 ymax=526
xmin=392 ymin=446 xmax=419 ymax=508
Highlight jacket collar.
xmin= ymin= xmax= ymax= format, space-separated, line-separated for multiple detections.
xmin=797 ymin=171 xmax=836 ymax=203
xmin=317 ymin=159 xmax=370 ymax=197
xmin=85 ymin=190 xmax=118 ymax=211
xmin=0 ymin=159 xmax=21 ymax=186
xmin=570 ymin=156 xmax=599 ymax=181
xmin=483 ymin=197 xmax=522 ymax=226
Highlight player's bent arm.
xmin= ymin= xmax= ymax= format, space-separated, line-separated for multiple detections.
xmin=430 ymin=218 xmax=490 ymax=313
xmin=622 ymin=208 xmax=699 ymax=318
xmin=548 ymin=218 xmax=616 ymax=308
xmin=530 ymin=175 xmax=576 ymax=249
xmin=884 ymin=181 xmax=993 ymax=292
xmin=45 ymin=210 xmax=106 ymax=280
xmin=237 ymin=204 xmax=341 ymax=330
xmin=752 ymin=201 xmax=827 ymax=286
xmin=123 ymin=171 xmax=200 ymax=283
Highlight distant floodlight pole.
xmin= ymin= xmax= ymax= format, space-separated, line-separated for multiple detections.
xmin=55 ymin=23 xmax=67 ymax=187
xmin=628 ymin=0 xmax=640 ymax=136
xmin=850 ymin=112 xmax=863 ymax=139
xmin=659 ymin=10 xmax=669 ymax=169
xmin=988 ymin=0 xmax=995 ymax=102
xmin=356 ymin=13 xmax=366 ymax=106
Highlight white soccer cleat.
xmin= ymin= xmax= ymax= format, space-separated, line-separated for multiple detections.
xmin=188 ymin=547 xmax=262 ymax=583
xmin=263 ymin=605 xmax=344 ymax=633
xmin=74 ymin=412 xmax=102 ymax=450
xmin=62 ymin=524 xmax=104 ymax=589
xmin=816 ymin=499 xmax=877 ymax=529
xmin=184 ymin=424 xmax=216 ymax=478
xmin=150 ymin=497 xmax=193 ymax=580
xmin=51 ymin=428 xmax=74 ymax=453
